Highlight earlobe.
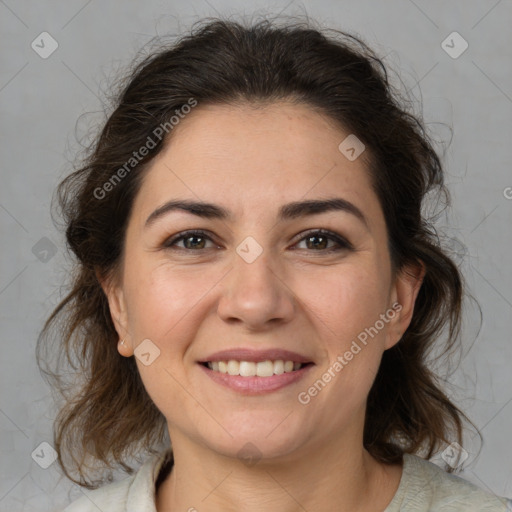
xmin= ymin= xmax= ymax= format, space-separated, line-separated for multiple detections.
xmin=117 ymin=337 xmax=132 ymax=357
xmin=385 ymin=261 xmax=426 ymax=349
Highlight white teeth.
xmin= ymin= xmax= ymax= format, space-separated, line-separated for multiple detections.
xmin=206 ymin=359 xmax=304 ymax=377
xmin=239 ymin=361 xmax=256 ymax=377
xmin=227 ymin=360 xmax=239 ymax=375
xmin=257 ymin=360 xmax=274 ymax=377
xmin=274 ymin=360 xmax=284 ymax=375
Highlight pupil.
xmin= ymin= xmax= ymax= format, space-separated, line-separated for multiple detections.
xmin=308 ymin=235 xmax=327 ymax=250
xmin=186 ymin=236 xmax=204 ymax=249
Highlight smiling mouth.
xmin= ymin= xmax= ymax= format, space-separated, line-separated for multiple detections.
xmin=200 ymin=360 xmax=313 ymax=377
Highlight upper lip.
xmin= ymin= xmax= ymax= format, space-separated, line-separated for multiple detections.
xmin=199 ymin=348 xmax=313 ymax=364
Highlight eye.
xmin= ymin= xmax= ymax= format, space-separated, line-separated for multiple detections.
xmin=163 ymin=230 xmax=217 ymax=251
xmin=293 ymin=229 xmax=353 ymax=253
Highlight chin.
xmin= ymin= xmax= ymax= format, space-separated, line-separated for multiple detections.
xmin=196 ymin=413 xmax=308 ymax=464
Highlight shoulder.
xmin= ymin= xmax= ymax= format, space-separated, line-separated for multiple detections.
xmin=385 ymin=453 xmax=512 ymax=512
xmin=61 ymin=450 xmax=171 ymax=512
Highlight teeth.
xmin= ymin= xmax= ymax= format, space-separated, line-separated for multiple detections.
xmin=239 ymin=361 xmax=256 ymax=377
xmin=206 ymin=359 xmax=304 ymax=377
xmin=274 ymin=360 xmax=284 ymax=375
xmin=227 ymin=360 xmax=239 ymax=375
xmin=256 ymin=360 xmax=274 ymax=377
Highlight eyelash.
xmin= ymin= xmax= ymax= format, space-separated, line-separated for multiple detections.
xmin=163 ymin=229 xmax=353 ymax=254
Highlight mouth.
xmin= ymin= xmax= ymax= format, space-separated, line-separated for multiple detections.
xmin=197 ymin=349 xmax=315 ymax=395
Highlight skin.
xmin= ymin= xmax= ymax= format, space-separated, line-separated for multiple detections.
xmin=102 ymin=101 xmax=424 ymax=511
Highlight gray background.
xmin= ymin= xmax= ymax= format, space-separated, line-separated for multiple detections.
xmin=1 ymin=0 xmax=511 ymax=510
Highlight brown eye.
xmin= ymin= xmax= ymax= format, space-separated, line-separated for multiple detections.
xmin=163 ymin=230 xmax=216 ymax=250
xmin=294 ymin=230 xmax=352 ymax=253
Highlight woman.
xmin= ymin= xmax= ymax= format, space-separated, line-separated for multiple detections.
xmin=38 ymin=17 xmax=511 ymax=511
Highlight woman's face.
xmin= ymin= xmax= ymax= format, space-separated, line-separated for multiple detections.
xmin=105 ymin=101 xmax=422 ymax=462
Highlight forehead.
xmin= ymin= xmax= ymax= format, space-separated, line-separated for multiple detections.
xmin=131 ymin=101 xmax=382 ymax=228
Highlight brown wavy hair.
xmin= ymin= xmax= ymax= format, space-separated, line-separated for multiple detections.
xmin=37 ymin=16 xmax=481 ymax=489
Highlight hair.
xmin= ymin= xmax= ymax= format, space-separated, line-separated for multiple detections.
xmin=37 ymin=15 xmax=481 ymax=489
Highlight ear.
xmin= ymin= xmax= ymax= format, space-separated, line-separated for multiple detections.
xmin=384 ymin=261 xmax=425 ymax=350
xmin=95 ymin=269 xmax=129 ymax=344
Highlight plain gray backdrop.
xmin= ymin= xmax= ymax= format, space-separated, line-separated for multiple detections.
xmin=1 ymin=0 xmax=511 ymax=510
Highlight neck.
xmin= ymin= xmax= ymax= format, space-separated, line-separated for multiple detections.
xmin=156 ymin=430 xmax=402 ymax=512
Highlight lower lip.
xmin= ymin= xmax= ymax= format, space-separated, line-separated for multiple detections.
xmin=198 ymin=363 xmax=313 ymax=395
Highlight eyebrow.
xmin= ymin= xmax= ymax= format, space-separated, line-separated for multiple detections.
xmin=144 ymin=197 xmax=369 ymax=230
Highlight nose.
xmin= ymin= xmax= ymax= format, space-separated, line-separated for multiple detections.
xmin=216 ymin=247 xmax=296 ymax=331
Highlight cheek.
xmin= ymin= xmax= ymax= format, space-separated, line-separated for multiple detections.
xmin=124 ymin=260 xmax=210 ymax=341
xmin=295 ymin=262 xmax=391 ymax=403
xmin=305 ymin=262 xmax=392 ymax=406
xmin=296 ymin=260 xmax=391 ymax=346
xmin=123 ymin=264 xmax=209 ymax=417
